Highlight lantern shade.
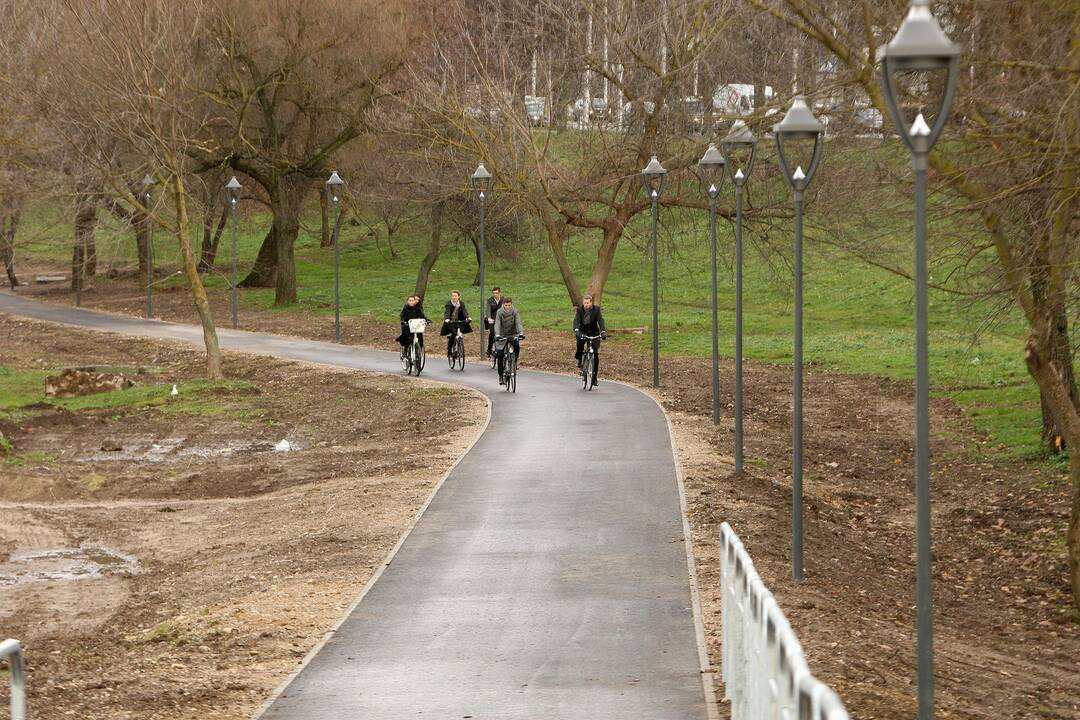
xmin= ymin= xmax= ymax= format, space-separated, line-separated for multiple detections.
xmin=470 ymin=163 xmax=492 ymax=198
xmin=225 ymin=176 xmax=242 ymax=204
xmin=140 ymin=174 xmax=155 ymax=203
xmin=773 ymin=96 xmax=825 ymax=139
xmin=721 ymin=121 xmax=757 ymax=185
xmin=325 ymin=171 xmax=344 ymax=204
xmin=641 ymin=155 xmax=667 ymax=199
xmin=697 ymin=144 xmax=726 ymax=199
xmin=879 ymin=0 xmax=961 ymax=153
xmin=773 ymin=97 xmax=824 ymax=191
xmin=881 ymin=0 xmax=960 ymax=71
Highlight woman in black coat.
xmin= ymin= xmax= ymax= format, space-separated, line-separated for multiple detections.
xmin=397 ymin=294 xmax=429 ymax=348
xmin=440 ymin=291 xmax=472 ymax=353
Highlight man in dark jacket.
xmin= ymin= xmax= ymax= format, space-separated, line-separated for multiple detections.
xmin=485 ymin=286 xmax=502 ymax=358
xmin=397 ymin=294 xmax=429 ymax=349
xmin=440 ymin=290 xmax=472 ymax=353
xmin=493 ymin=296 xmax=524 ymax=383
xmin=573 ymin=294 xmax=607 ymax=371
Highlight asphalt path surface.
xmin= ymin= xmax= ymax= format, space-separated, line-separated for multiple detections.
xmin=0 ymin=292 xmax=714 ymax=720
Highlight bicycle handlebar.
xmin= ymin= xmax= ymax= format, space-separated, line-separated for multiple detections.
xmin=579 ymin=334 xmax=604 ymax=341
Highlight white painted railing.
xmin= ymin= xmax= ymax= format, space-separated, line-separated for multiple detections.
xmin=719 ymin=522 xmax=849 ymax=720
xmin=0 ymin=638 xmax=27 ymax=720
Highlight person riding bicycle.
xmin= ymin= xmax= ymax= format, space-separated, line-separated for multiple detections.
xmin=493 ymin=296 xmax=524 ymax=384
xmin=440 ymin=290 xmax=472 ymax=353
xmin=485 ymin=286 xmax=503 ymax=358
xmin=397 ymin=294 xmax=429 ymax=352
xmin=574 ymin=294 xmax=607 ymax=372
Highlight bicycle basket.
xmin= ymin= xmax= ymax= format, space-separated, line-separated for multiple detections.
xmin=408 ymin=319 xmax=427 ymax=333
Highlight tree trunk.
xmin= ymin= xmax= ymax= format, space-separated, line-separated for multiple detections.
xmin=544 ymin=217 xmax=581 ymax=306
xmin=470 ymin=233 xmax=481 ymax=287
xmin=173 ymin=174 xmax=223 ymax=380
xmin=199 ymin=200 xmax=229 ymax=271
xmin=586 ymin=207 xmax=631 ymax=304
xmin=72 ymin=197 xmax=97 ymax=291
xmin=1025 ymin=316 xmax=1080 ymax=610
xmin=414 ymin=200 xmax=444 ymax=298
xmin=319 ymin=184 xmax=332 ymax=248
xmin=270 ymin=177 xmax=305 ymax=305
xmin=1 ymin=211 xmax=18 ymax=288
xmin=240 ymin=227 xmax=277 ymax=287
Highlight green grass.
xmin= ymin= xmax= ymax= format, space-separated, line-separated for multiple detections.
xmin=15 ymin=162 xmax=1054 ymax=463
xmin=0 ymin=366 xmax=258 ymax=419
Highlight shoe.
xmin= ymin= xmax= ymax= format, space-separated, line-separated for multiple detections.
xmin=576 ymin=358 xmax=582 ymax=368
xmin=498 ymin=377 xmax=504 ymax=386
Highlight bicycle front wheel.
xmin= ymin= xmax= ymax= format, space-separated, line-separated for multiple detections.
xmin=416 ymin=343 xmax=426 ymax=375
xmin=508 ymin=355 xmax=517 ymax=393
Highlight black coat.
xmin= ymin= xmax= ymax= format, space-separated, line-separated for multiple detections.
xmin=486 ymin=295 xmax=502 ymax=327
xmin=574 ymin=305 xmax=606 ymax=336
xmin=441 ymin=301 xmax=472 ymax=336
xmin=397 ymin=303 xmax=429 ymax=345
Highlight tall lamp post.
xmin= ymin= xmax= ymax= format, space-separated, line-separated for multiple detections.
xmin=696 ymin=145 xmax=726 ymax=425
xmin=641 ymin=155 xmax=667 ymax=388
xmin=774 ymin=96 xmax=824 ymax=581
xmin=225 ymin=176 xmax=242 ymax=330
xmin=721 ymin=120 xmax=757 ymax=477
xmin=880 ymin=2 xmax=960 ymax=717
xmin=326 ymin=171 xmax=345 ymax=342
xmin=470 ymin=163 xmax=493 ymax=359
xmin=141 ymin=174 xmax=155 ymax=318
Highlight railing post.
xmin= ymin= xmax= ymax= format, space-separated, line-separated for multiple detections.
xmin=1 ymin=638 xmax=27 ymax=720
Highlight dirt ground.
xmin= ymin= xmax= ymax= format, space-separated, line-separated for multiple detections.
xmin=9 ymin=276 xmax=1080 ymax=719
xmin=0 ymin=313 xmax=487 ymax=719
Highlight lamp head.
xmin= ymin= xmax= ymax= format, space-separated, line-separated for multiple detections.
xmin=641 ymin=155 xmax=667 ymax=200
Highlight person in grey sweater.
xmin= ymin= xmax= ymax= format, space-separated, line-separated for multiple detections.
xmin=492 ymin=297 xmax=524 ymax=382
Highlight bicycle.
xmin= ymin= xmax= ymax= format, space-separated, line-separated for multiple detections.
xmin=579 ymin=333 xmax=604 ymax=390
xmin=446 ymin=320 xmax=468 ymax=371
xmin=400 ymin=318 xmax=428 ymax=376
xmin=486 ymin=321 xmax=498 ymax=369
xmin=495 ymin=334 xmax=523 ymax=393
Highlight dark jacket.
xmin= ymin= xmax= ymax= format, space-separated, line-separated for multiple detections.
xmin=441 ymin=300 xmax=472 ymax=336
xmin=486 ymin=295 xmax=502 ymax=326
xmin=400 ymin=303 xmax=428 ymax=323
xmin=574 ymin=305 xmax=606 ymax=336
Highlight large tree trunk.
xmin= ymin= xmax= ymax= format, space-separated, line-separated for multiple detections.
xmin=71 ymin=197 xmax=97 ymax=291
xmin=1 ymin=211 xmax=18 ymax=288
xmin=173 ymin=174 xmax=223 ymax=380
xmin=199 ymin=200 xmax=230 ymax=271
xmin=586 ymin=205 xmax=632 ymax=304
xmin=270 ymin=177 xmax=306 ymax=305
xmin=240 ymin=227 xmax=277 ymax=288
xmin=544 ymin=217 xmax=581 ymax=306
xmin=1025 ymin=316 xmax=1080 ymax=610
xmin=319 ymin=184 xmax=332 ymax=248
xmin=414 ymin=200 xmax=444 ymax=298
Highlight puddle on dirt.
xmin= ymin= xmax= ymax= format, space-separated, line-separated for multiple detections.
xmin=81 ymin=437 xmax=303 ymax=463
xmin=0 ymin=546 xmax=139 ymax=587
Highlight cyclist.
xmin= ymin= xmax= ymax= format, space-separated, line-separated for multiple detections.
xmin=485 ymin=286 xmax=502 ymax=358
xmin=574 ymin=294 xmax=607 ymax=374
xmin=397 ymin=294 xmax=429 ymax=353
xmin=493 ymin=296 xmax=524 ymax=385
xmin=441 ymin=290 xmax=472 ymax=353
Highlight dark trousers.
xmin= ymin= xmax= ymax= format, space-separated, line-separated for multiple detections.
xmin=398 ymin=325 xmax=424 ymax=349
xmin=495 ymin=339 xmax=520 ymax=377
xmin=576 ymin=337 xmax=600 ymax=373
xmin=487 ymin=324 xmax=496 ymax=357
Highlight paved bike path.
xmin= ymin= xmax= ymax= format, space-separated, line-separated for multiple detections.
xmin=0 ymin=292 xmax=713 ymax=720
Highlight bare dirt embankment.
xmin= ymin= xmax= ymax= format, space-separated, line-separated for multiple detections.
xmin=10 ymin=279 xmax=1080 ymax=719
xmin=0 ymin=313 xmax=487 ymax=719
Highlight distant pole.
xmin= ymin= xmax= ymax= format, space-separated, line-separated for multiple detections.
xmin=141 ymin=175 xmax=155 ymax=319
xmin=470 ymin=163 xmax=493 ymax=358
xmin=325 ymin=172 xmax=345 ymax=342
xmin=640 ymin=155 xmax=667 ymax=388
xmin=697 ymin=143 xmax=726 ymax=424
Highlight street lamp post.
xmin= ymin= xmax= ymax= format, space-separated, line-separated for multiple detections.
xmin=641 ymin=155 xmax=667 ymax=388
xmin=774 ymin=96 xmax=825 ymax=581
xmin=471 ymin=163 xmax=493 ymax=359
xmin=880 ymin=2 xmax=960 ymax=717
xmin=721 ymin=120 xmax=757 ymax=477
xmin=141 ymin=175 xmax=155 ymax=318
xmin=225 ymin=176 xmax=242 ymax=330
xmin=696 ymin=144 xmax=726 ymax=425
xmin=326 ymin=171 xmax=345 ymax=342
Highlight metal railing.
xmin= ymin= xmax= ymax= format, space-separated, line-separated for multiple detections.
xmin=0 ymin=638 xmax=26 ymax=720
xmin=719 ymin=522 xmax=849 ymax=720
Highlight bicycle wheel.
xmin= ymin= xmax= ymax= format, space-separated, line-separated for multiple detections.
xmin=447 ymin=341 xmax=456 ymax=369
xmin=508 ymin=354 xmax=517 ymax=393
xmin=400 ymin=346 xmax=410 ymax=372
xmin=416 ymin=342 xmax=426 ymax=375
xmin=582 ymin=351 xmax=591 ymax=390
xmin=455 ymin=337 xmax=465 ymax=370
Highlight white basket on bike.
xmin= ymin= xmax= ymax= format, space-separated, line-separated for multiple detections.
xmin=408 ymin=319 xmax=427 ymax=334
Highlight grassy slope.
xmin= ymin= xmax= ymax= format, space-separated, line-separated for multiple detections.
xmin=16 ymin=166 xmax=1046 ymax=462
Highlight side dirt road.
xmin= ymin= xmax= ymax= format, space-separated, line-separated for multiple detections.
xmin=0 ymin=314 xmax=487 ymax=719
xmin=10 ymin=281 xmax=1080 ymax=719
